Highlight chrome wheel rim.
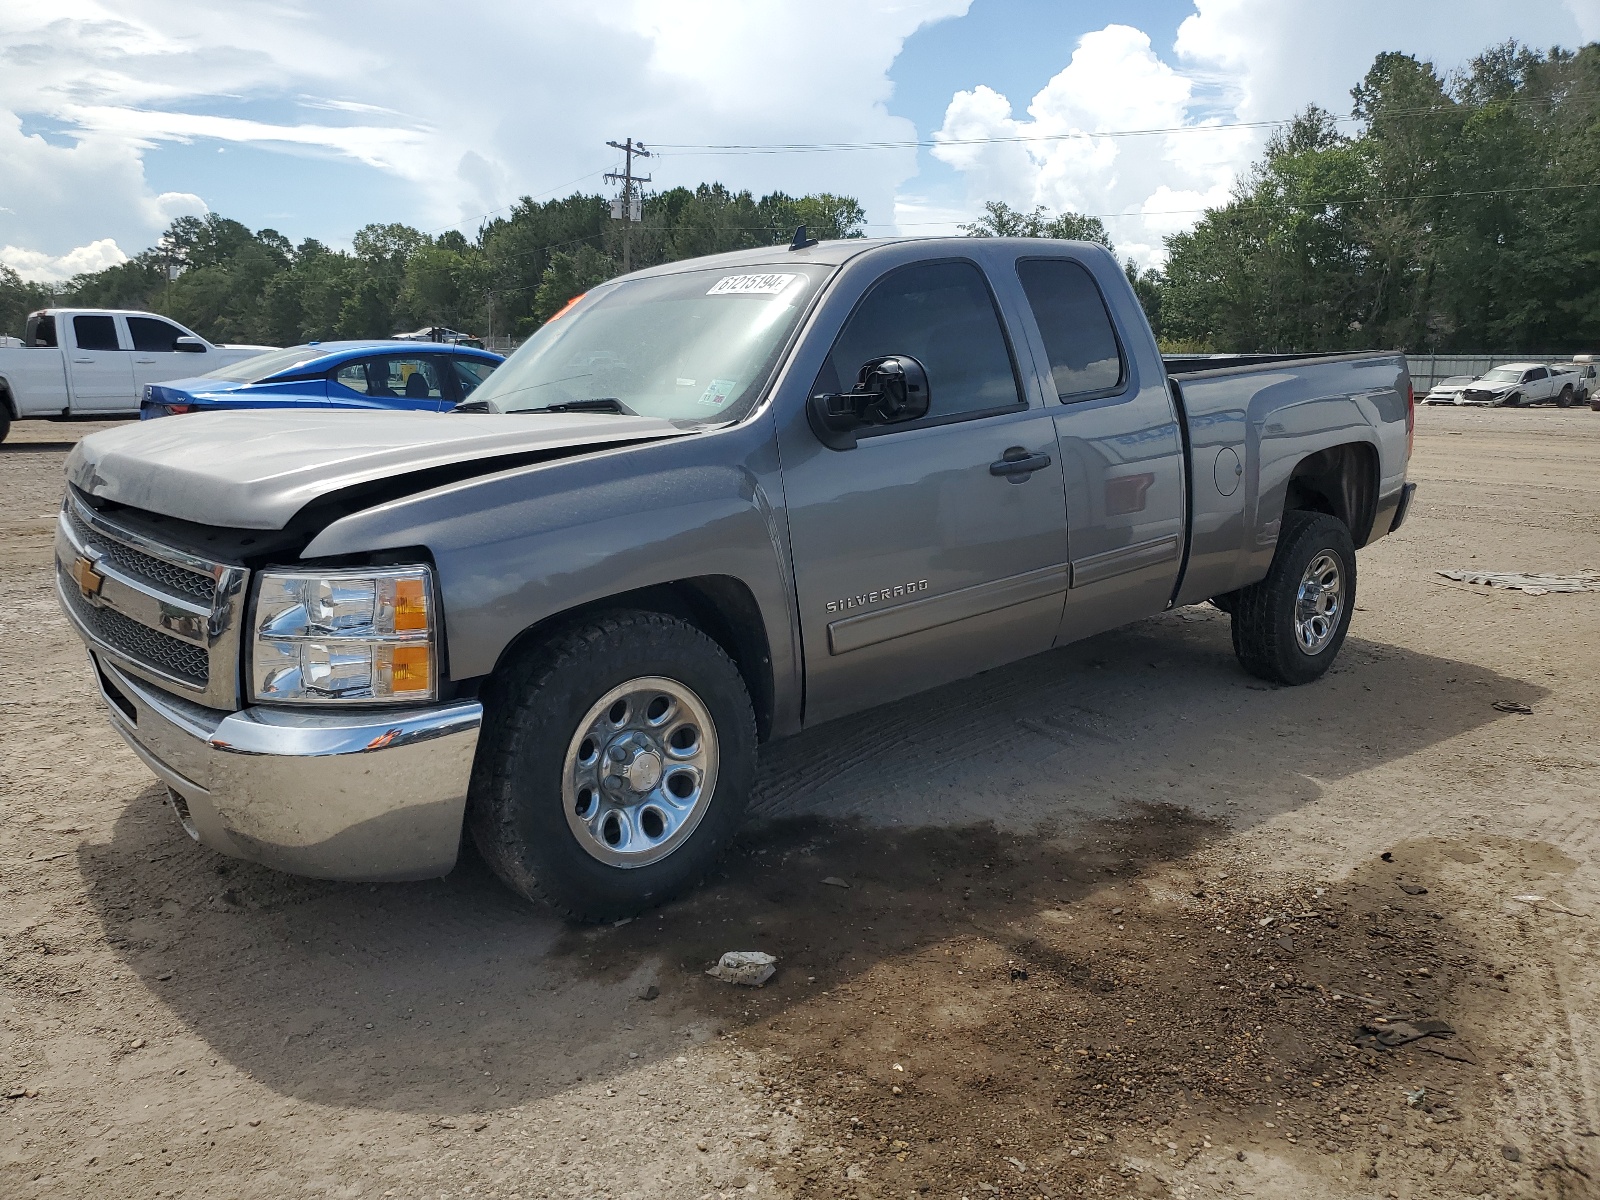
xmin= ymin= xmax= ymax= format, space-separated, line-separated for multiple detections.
xmin=561 ymin=676 xmax=718 ymax=868
xmin=1294 ymin=551 xmax=1344 ymax=654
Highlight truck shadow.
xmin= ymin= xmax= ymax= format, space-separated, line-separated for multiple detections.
xmin=76 ymin=610 xmax=1545 ymax=1115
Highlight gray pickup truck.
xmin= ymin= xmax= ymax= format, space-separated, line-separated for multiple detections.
xmin=57 ymin=236 xmax=1417 ymax=920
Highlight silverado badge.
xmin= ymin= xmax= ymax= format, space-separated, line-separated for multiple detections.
xmin=70 ymin=554 xmax=105 ymax=599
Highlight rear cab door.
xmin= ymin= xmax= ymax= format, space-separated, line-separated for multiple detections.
xmin=1005 ymin=247 xmax=1187 ymax=642
xmin=773 ymin=242 xmax=1072 ymax=726
xmin=3 ymin=313 xmax=71 ymax=416
xmin=65 ymin=313 xmax=135 ymax=413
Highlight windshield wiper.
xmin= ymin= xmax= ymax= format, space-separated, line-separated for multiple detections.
xmin=513 ymin=398 xmax=635 ymax=415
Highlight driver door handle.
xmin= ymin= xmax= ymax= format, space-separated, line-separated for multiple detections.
xmin=990 ymin=446 xmax=1052 ymax=478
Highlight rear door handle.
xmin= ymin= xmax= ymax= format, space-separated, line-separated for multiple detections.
xmin=990 ymin=446 xmax=1052 ymax=478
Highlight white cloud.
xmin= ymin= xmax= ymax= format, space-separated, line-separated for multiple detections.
xmin=0 ymin=0 xmax=970 ymax=265
xmin=924 ymin=1 xmax=1594 ymax=266
xmin=929 ymin=24 xmax=1237 ymax=268
xmin=2 ymin=237 xmax=129 ymax=282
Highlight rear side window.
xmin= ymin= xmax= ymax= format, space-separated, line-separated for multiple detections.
xmin=73 ymin=315 xmax=121 ymax=352
xmin=815 ymin=259 xmax=1021 ymax=422
xmin=335 ymin=356 xmax=446 ymax=399
xmin=1016 ymin=259 xmax=1125 ymax=401
xmin=128 ymin=316 xmax=186 ymax=352
xmin=25 ymin=313 xmax=57 ymax=347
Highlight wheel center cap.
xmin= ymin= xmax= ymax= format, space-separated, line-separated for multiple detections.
xmin=619 ymin=749 xmax=663 ymax=793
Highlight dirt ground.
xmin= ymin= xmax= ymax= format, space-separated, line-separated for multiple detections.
xmin=2 ymin=405 xmax=1598 ymax=1200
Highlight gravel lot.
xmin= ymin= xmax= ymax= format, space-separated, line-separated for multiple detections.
xmin=3 ymin=406 xmax=1598 ymax=1199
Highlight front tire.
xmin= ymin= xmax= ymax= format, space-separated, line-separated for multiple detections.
xmin=1230 ymin=510 xmax=1357 ymax=686
xmin=468 ymin=610 xmax=757 ymax=922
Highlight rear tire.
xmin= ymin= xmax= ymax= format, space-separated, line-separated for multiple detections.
xmin=1230 ymin=511 xmax=1357 ymax=686
xmin=0 ymin=407 xmax=11 ymax=444
xmin=1558 ymin=386 xmax=1574 ymax=409
xmin=468 ymin=610 xmax=756 ymax=922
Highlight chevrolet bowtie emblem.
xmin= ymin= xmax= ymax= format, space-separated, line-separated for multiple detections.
xmin=71 ymin=555 xmax=105 ymax=599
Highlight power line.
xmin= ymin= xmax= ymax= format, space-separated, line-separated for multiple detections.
xmin=651 ymin=91 xmax=1600 ymax=157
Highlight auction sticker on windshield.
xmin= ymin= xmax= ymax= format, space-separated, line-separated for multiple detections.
xmin=698 ymin=379 xmax=739 ymax=406
xmin=707 ymin=273 xmax=799 ymax=296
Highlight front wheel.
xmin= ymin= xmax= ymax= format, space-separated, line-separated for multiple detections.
xmin=1502 ymin=391 xmax=1523 ymax=408
xmin=468 ymin=610 xmax=757 ymax=922
xmin=1229 ymin=510 xmax=1357 ymax=686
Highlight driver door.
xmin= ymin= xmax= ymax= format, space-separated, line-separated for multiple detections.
xmin=775 ymin=255 xmax=1070 ymax=727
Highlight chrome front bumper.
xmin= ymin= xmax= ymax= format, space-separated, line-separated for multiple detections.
xmin=89 ymin=653 xmax=483 ymax=881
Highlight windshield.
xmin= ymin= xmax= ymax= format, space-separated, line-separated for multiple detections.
xmin=202 ymin=345 xmax=327 ymax=384
xmin=1480 ymin=367 xmax=1522 ymax=383
xmin=472 ymin=265 xmax=831 ymax=423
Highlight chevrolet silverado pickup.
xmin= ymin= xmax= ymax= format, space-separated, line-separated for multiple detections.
xmin=1 ymin=308 xmax=273 ymax=440
xmin=56 ymin=237 xmax=1417 ymax=920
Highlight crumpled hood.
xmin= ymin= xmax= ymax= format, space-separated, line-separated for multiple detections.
xmin=67 ymin=409 xmax=690 ymax=530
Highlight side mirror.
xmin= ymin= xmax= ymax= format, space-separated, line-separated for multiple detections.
xmin=174 ymin=336 xmax=207 ymax=353
xmin=806 ymin=354 xmax=931 ymax=450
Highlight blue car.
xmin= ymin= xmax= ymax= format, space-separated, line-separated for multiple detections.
xmin=139 ymin=340 xmax=504 ymax=419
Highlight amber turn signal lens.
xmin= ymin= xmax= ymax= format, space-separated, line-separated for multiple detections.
xmin=393 ymin=578 xmax=429 ymax=630
xmin=388 ymin=645 xmax=431 ymax=692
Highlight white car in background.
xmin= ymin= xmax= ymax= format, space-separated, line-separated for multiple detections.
xmin=1423 ymin=375 xmax=1475 ymax=404
xmin=1458 ymin=362 xmax=1582 ymax=408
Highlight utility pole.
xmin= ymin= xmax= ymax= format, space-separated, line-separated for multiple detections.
xmin=605 ymin=138 xmax=651 ymax=273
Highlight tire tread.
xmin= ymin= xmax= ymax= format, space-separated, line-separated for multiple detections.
xmin=468 ymin=610 xmax=755 ymax=922
xmin=1230 ymin=510 xmax=1355 ymax=686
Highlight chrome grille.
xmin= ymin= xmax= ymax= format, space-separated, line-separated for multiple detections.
xmin=65 ymin=506 xmax=216 ymax=602
xmin=60 ymin=575 xmax=210 ymax=685
xmin=56 ymin=494 xmax=248 ymax=709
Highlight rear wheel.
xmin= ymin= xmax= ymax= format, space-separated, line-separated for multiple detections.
xmin=469 ymin=610 xmax=756 ymax=922
xmin=0 ymin=406 xmax=10 ymax=445
xmin=1230 ymin=510 xmax=1356 ymax=686
xmin=1558 ymin=385 xmax=1574 ymax=409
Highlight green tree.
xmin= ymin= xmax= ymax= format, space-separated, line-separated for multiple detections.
xmin=961 ymin=201 xmax=1114 ymax=248
xmin=531 ymin=245 xmax=618 ymax=325
xmin=0 ymin=265 xmax=53 ymax=339
xmin=1159 ymin=40 xmax=1600 ymax=353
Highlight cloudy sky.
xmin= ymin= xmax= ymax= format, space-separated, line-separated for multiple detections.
xmin=3 ymin=0 xmax=1597 ymax=280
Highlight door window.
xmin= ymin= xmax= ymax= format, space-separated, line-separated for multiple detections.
xmin=1015 ymin=258 xmax=1125 ymax=401
xmin=334 ymin=356 xmax=446 ymax=401
xmin=815 ymin=260 xmax=1022 ymax=424
xmin=1526 ymin=367 xmax=1546 ymax=381
xmin=26 ymin=313 xmax=57 ymax=347
xmin=128 ymin=316 xmax=187 ymax=352
xmin=452 ymin=358 xmax=496 ymax=398
xmin=73 ymin=315 xmax=121 ymax=352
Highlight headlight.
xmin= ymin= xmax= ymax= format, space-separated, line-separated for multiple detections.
xmin=250 ymin=566 xmax=436 ymax=704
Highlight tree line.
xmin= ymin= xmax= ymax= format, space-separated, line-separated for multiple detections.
xmin=3 ymin=38 xmax=1593 ymax=354
xmin=0 ymin=186 xmax=865 ymax=345
xmin=1159 ymin=40 xmax=1600 ymax=353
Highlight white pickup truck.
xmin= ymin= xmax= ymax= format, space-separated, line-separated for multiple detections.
xmin=1457 ymin=361 xmax=1583 ymax=408
xmin=0 ymin=309 xmax=273 ymax=441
